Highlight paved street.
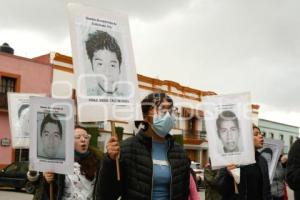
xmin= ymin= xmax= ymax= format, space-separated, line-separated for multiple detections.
xmin=199 ymin=189 xmax=205 ymax=199
xmin=0 ymin=188 xmax=33 ymax=200
xmin=0 ymin=187 xmax=294 ymax=200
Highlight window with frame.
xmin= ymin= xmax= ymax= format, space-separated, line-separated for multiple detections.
xmin=199 ymin=117 xmax=207 ymax=138
xmin=173 ymin=106 xmax=180 ymax=129
xmin=187 ymin=117 xmax=197 ymax=134
xmin=280 ymin=134 xmax=284 ymax=141
xmin=290 ymin=136 xmax=294 ymax=146
xmin=15 ymin=148 xmax=29 ymax=161
xmin=0 ymin=76 xmax=17 ymax=109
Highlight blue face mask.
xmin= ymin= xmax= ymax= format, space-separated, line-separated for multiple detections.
xmin=152 ymin=112 xmax=176 ymax=138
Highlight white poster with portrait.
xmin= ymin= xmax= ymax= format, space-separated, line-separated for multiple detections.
xmin=7 ymin=92 xmax=46 ymax=148
xmin=203 ymin=92 xmax=255 ymax=169
xmin=259 ymin=138 xmax=283 ymax=183
xmin=67 ymin=3 xmax=142 ymax=122
xmin=29 ymin=96 xmax=74 ymax=174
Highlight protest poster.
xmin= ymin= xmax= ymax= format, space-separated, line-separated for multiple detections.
xmin=67 ymin=3 xmax=142 ymax=122
xmin=260 ymin=138 xmax=284 ymax=183
xmin=7 ymin=92 xmax=45 ymax=148
xmin=203 ymin=92 xmax=255 ymax=169
xmin=29 ymin=96 xmax=74 ymax=174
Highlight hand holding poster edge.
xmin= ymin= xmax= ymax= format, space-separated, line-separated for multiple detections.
xmin=108 ymin=120 xmax=128 ymax=181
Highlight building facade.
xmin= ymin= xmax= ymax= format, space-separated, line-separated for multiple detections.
xmin=0 ymin=50 xmax=261 ymax=168
xmin=47 ymin=52 xmax=217 ymax=166
xmin=258 ymin=119 xmax=300 ymax=153
xmin=49 ymin=52 xmax=261 ymax=166
xmin=0 ymin=51 xmax=52 ymax=168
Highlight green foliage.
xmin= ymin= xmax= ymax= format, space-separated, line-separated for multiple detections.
xmin=173 ymin=134 xmax=184 ymax=146
xmin=115 ymin=126 xmax=124 ymax=142
xmin=85 ymin=125 xmax=99 ymax=148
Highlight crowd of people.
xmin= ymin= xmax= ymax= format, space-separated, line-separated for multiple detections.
xmin=26 ymin=92 xmax=300 ymax=200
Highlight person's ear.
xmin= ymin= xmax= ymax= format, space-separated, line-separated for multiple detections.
xmin=144 ymin=114 xmax=151 ymax=123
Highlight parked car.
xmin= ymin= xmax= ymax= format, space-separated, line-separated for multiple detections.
xmin=190 ymin=161 xmax=205 ymax=190
xmin=0 ymin=161 xmax=36 ymax=194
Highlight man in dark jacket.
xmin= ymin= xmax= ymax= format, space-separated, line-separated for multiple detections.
xmin=286 ymin=138 xmax=300 ymax=200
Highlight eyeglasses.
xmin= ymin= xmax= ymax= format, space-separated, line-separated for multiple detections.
xmin=74 ymin=134 xmax=91 ymax=140
xmin=157 ymin=105 xmax=177 ymax=116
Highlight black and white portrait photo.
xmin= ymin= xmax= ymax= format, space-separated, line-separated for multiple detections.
xmin=17 ymin=104 xmax=30 ymax=137
xmin=37 ymin=112 xmax=65 ymax=160
xmin=67 ymin=3 xmax=143 ymax=122
xmin=203 ymin=93 xmax=255 ymax=169
xmin=216 ymin=110 xmax=243 ymax=154
xmin=260 ymin=147 xmax=273 ymax=170
xmin=85 ymin=30 xmax=126 ymax=97
xmin=29 ymin=96 xmax=74 ymax=174
xmin=8 ymin=92 xmax=45 ymax=148
xmin=259 ymin=138 xmax=283 ymax=183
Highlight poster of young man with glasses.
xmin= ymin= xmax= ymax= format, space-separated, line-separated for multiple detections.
xmin=202 ymin=93 xmax=255 ymax=169
xmin=29 ymin=96 xmax=74 ymax=175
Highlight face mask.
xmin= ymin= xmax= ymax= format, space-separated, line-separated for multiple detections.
xmin=152 ymin=112 xmax=176 ymax=138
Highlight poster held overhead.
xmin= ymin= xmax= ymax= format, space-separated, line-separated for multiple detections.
xmin=7 ymin=92 xmax=46 ymax=148
xmin=67 ymin=3 xmax=142 ymax=122
xmin=29 ymin=96 xmax=74 ymax=175
xmin=203 ymin=92 xmax=255 ymax=169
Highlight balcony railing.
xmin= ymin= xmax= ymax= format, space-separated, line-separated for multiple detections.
xmin=183 ymin=130 xmax=206 ymax=140
xmin=0 ymin=93 xmax=8 ymax=109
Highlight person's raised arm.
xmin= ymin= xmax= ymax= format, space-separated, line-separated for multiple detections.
xmin=94 ymin=136 xmax=121 ymax=200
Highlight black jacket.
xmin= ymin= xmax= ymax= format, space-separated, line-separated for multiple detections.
xmin=217 ymin=151 xmax=272 ymax=200
xmin=286 ymin=139 xmax=300 ymax=200
xmin=95 ymin=130 xmax=190 ymax=200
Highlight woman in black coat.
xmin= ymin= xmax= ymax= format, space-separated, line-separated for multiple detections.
xmin=217 ymin=125 xmax=272 ymax=200
xmin=95 ymin=93 xmax=190 ymax=200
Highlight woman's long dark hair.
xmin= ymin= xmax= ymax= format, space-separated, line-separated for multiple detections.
xmin=78 ymin=154 xmax=98 ymax=181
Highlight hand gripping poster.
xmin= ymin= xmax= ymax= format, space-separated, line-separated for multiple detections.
xmin=29 ymin=96 xmax=74 ymax=174
xmin=67 ymin=3 xmax=142 ymax=122
xmin=7 ymin=92 xmax=46 ymax=148
xmin=259 ymin=138 xmax=283 ymax=183
xmin=202 ymin=93 xmax=255 ymax=169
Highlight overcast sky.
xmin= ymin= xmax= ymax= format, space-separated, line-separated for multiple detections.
xmin=1 ymin=0 xmax=300 ymax=127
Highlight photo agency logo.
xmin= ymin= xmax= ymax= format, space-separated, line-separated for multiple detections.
xmin=51 ymin=79 xmax=252 ymax=128
xmin=77 ymin=74 xmax=135 ymax=98
xmin=49 ymin=102 xmax=74 ymax=121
